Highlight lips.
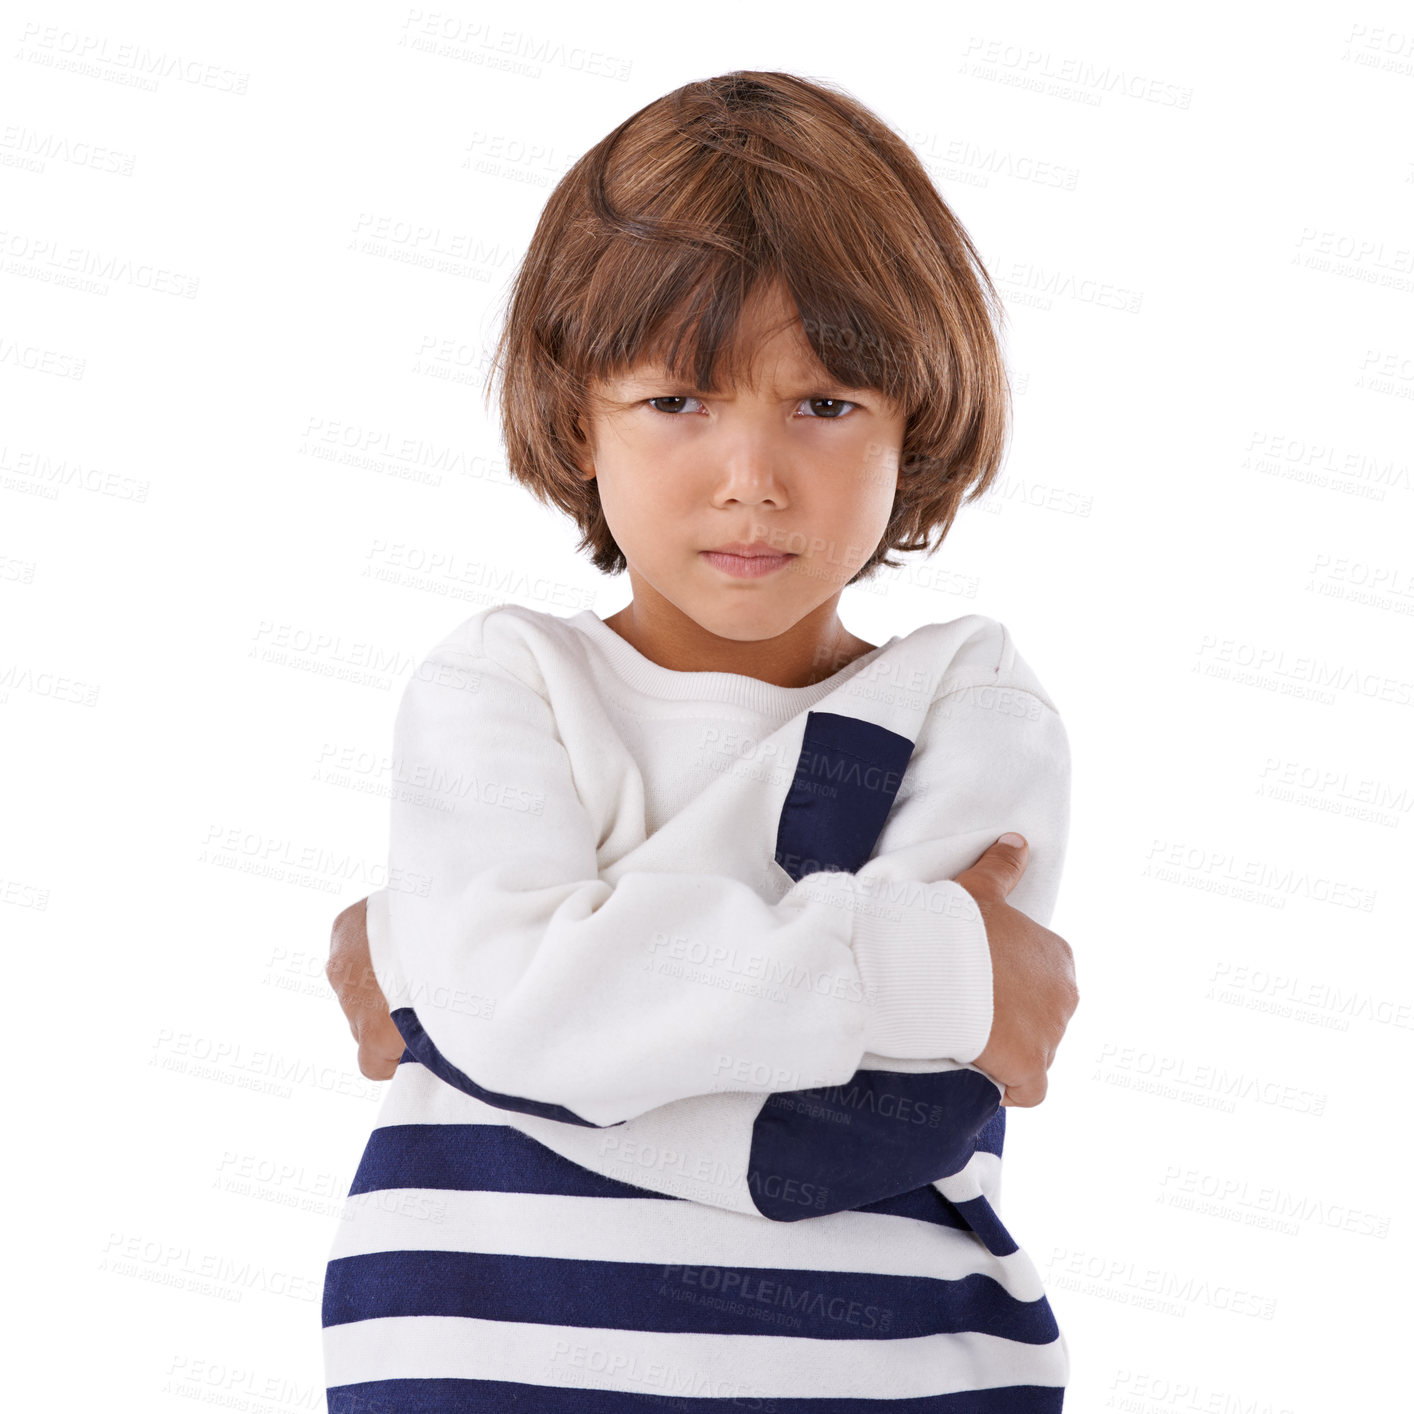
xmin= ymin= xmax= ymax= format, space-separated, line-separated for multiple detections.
xmin=707 ymin=542 xmax=797 ymax=558
xmin=700 ymin=546 xmax=797 ymax=578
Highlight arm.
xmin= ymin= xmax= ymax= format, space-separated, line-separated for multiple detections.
xmin=369 ymin=607 xmax=992 ymax=1130
xmin=364 ymin=620 xmax=1072 ymax=1219
xmin=745 ymin=682 xmax=1072 ymax=1219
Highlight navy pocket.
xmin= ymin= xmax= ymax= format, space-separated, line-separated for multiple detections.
xmin=774 ymin=711 xmax=915 ymax=882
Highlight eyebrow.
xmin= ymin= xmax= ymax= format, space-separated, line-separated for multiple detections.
xmin=616 ymin=374 xmax=867 ymax=398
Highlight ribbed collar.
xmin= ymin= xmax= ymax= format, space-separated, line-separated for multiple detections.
xmin=566 ymin=609 xmax=901 ymax=715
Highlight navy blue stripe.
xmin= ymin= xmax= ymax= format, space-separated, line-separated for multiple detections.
xmin=774 ymin=712 xmax=915 ymax=881
xmin=349 ymin=1122 xmax=676 ymax=1202
xmin=329 ymin=1378 xmax=1064 ymax=1412
xmin=322 ymin=1250 xmax=1058 ymax=1345
xmin=351 ymin=1067 xmax=987 ymax=1239
xmin=857 ymin=1184 xmax=975 ymax=1234
xmin=749 ymin=1068 xmax=1001 ymax=1220
xmin=389 ymin=1007 xmax=621 ymax=1128
xmin=761 ymin=711 xmax=1017 ymax=1227
xmin=975 ymin=1104 xmax=1006 ymax=1158
xmin=952 ymin=1196 xmax=1019 ymax=1258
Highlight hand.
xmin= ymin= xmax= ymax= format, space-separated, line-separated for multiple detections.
xmin=954 ymin=834 xmax=1078 ymax=1108
xmin=326 ymin=896 xmax=406 ymax=1081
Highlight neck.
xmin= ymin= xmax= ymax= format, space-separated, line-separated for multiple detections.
xmin=602 ymin=579 xmax=873 ymax=688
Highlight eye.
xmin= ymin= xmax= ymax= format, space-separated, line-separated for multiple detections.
xmin=797 ymin=397 xmax=858 ymax=420
xmin=644 ymin=395 xmax=860 ymax=419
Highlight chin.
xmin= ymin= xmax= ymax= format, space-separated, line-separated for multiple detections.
xmin=689 ymin=603 xmax=800 ymax=642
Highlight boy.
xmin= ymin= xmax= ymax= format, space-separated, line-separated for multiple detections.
xmin=322 ymin=69 xmax=1078 ymax=1410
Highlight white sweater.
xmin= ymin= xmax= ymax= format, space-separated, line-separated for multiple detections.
xmin=323 ymin=603 xmax=1073 ymax=1403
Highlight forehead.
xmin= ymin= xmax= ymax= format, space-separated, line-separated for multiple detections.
xmin=611 ymin=331 xmax=849 ymax=393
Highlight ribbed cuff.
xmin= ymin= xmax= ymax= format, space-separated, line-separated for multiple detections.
xmin=847 ymin=878 xmax=994 ymax=1062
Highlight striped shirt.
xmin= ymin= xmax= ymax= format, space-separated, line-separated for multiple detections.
xmin=322 ymin=603 xmax=1073 ymax=1409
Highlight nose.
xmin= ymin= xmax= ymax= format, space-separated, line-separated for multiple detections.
xmin=709 ymin=426 xmax=790 ymax=510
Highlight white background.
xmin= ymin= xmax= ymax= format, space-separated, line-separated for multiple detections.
xmin=5 ymin=2 xmax=1411 ymax=1408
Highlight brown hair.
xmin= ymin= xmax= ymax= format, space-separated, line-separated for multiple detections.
xmin=485 ymin=69 xmax=1011 ymax=583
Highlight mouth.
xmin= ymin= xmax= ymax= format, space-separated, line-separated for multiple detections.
xmin=700 ymin=548 xmax=798 ymax=579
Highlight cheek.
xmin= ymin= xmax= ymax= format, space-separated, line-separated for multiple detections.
xmin=594 ymin=462 xmax=687 ymax=550
xmin=825 ymin=444 xmax=897 ymax=516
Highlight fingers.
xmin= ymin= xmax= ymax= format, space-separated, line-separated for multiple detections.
xmin=1000 ymin=1072 xmax=1047 ymax=1108
xmin=357 ymin=1042 xmax=402 ymax=1082
xmin=954 ymin=833 xmax=1030 ymax=905
xmin=982 ymin=832 xmax=1029 ymax=896
xmin=355 ymin=1010 xmax=406 ymax=1081
xmin=999 ymin=1037 xmax=1061 ymax=1108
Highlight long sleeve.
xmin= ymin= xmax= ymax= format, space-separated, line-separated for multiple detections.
xmin=366 ymin=610 xmax=1072 ymax=1221
xmin=512 ymin=663 xmax=1071 ymax=1220
xmin=367 ymin=608 xmax=993 ymax=1132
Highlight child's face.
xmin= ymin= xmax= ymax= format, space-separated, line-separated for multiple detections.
xmin=574 ymin=282 xmax=906 ymax=644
